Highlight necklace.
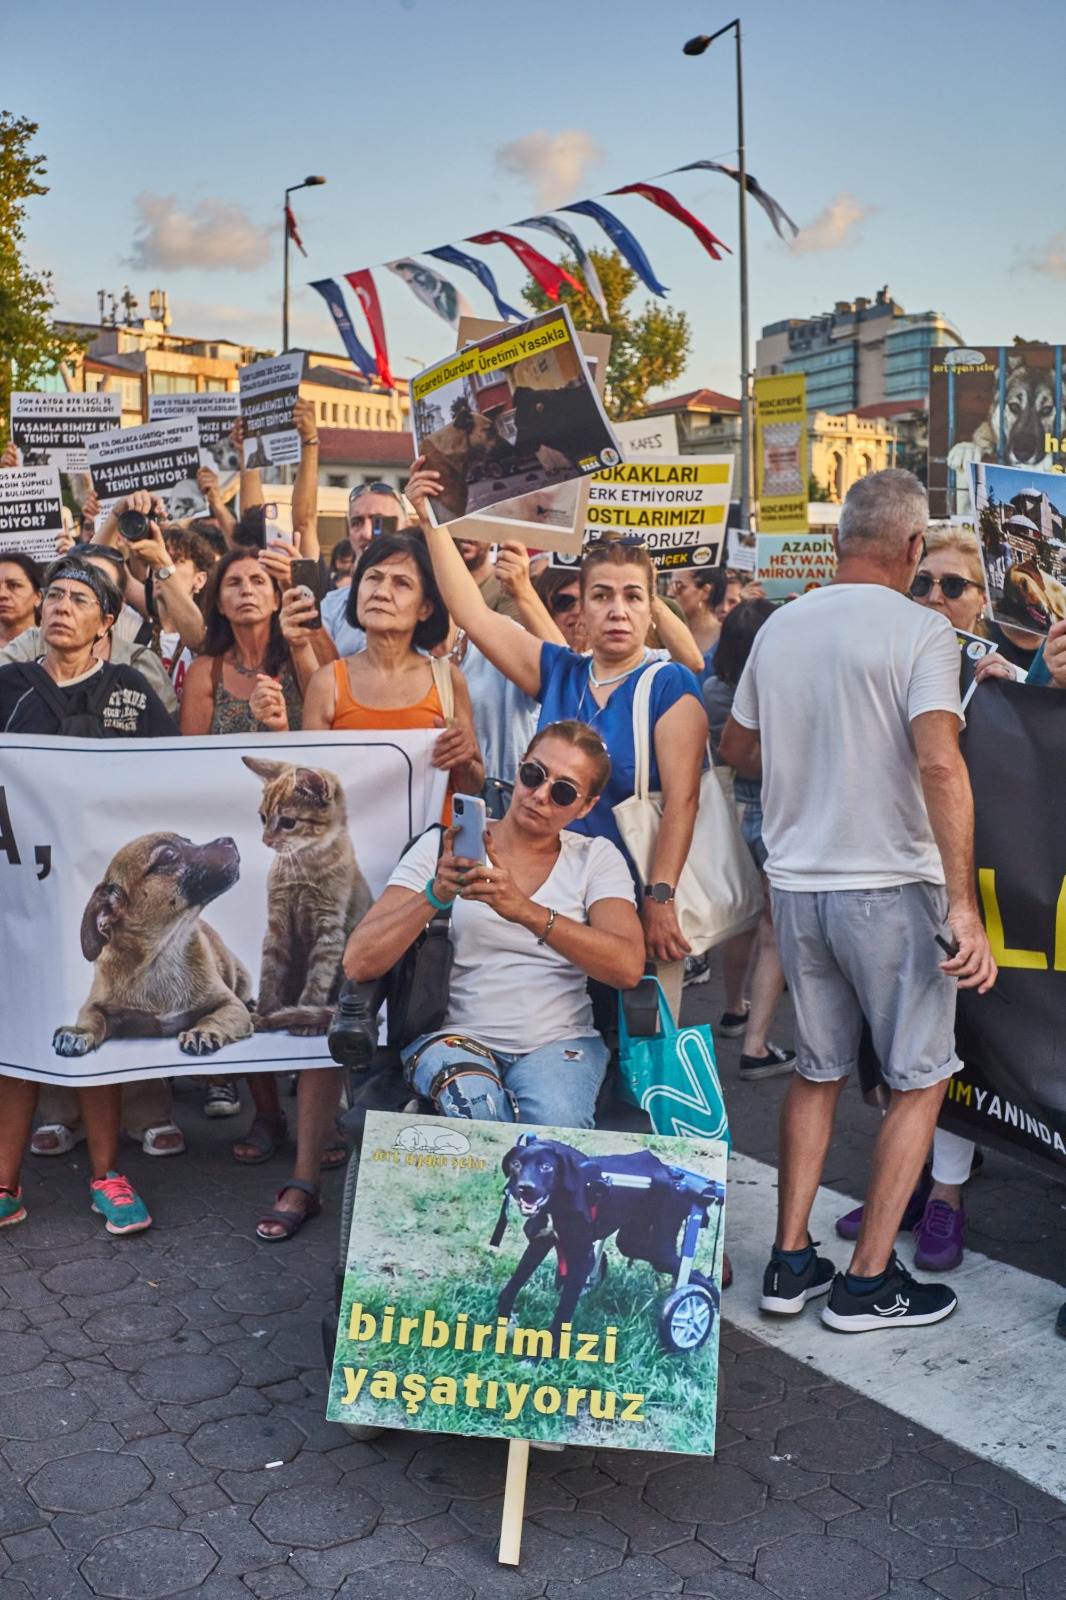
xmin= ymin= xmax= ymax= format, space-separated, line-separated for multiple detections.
xmin=588 ymin=652 xmax=648 ymax=689
xmin=228 ymin=652 xmax=267 ymax=679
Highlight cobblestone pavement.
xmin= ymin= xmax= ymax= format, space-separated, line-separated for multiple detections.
xmin=1 ymin=958 xmax=1064 ymax=1600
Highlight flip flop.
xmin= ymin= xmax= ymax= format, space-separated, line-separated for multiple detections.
xmin=232 ymin=1114 xmax=288 ymax=1166
xmin=255 ymin=1178 xmax=321 ymax=1242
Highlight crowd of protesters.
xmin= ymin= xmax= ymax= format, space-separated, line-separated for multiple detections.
xmin=2 ymin=418 xmax=1064 ymax=1338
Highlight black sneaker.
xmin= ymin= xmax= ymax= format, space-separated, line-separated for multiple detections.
xmin=683 ymin=953 xmax=711 ymax=988
xmin=821 ymin=1252 xmax=957 ymax=1333
xmin=718 ymin=1002 xmax=750 ymax=1038
xmin=739 ymin=1043 xmax=797 ymax=1080
xmin=759 ymin=1246 xmax=836 ymax=1315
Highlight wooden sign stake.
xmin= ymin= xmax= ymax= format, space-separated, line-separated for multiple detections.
xmin=498 ymin=1439 xmax=530 ymax=1565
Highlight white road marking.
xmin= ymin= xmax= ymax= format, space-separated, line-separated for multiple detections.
xmin=722 ymin=1152 xmax=1066 ymax=1501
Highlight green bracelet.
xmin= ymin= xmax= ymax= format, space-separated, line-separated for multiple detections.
xmin=425 ymin=877 xmax=453 ymax=912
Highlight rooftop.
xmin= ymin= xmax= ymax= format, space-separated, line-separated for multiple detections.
xmin=643 ymin=388 xmax=741 ymax=416
xmin=317 ymin=427 xmax=415 ymax=467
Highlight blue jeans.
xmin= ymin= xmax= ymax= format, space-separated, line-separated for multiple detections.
xmin=402 ymin=1032 xmax=609 ymax=1129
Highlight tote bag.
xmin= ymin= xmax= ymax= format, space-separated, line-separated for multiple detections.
xmin=618 ymin=980 xmax=730 ymax=1146
xmin=612 ymin=662 xmax=763 ymax=956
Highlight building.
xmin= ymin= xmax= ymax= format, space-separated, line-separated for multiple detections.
xmin=642 ymin=389 xmax=742 ymax=455
xmin=756 ymin=287 xmax=962 ymax=414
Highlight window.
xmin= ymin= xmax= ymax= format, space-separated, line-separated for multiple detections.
xmin=319 ymin=400 xmax=328 ymax=422
xmin=342 ymin=406 xmax=350 ymax=426
xmin=203 ymin=378 xmax=228 ymax=392
xmin=327 ymin=474 xmax=348 ymax=488
xmin=149 ymin=373 xmax=197 ymax=394
xmin=121 ymin=378 xmax=142 ymax=412
xmin=332 ymin=404 xmax=339 ymax=423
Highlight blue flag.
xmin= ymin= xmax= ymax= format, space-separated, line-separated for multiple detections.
xmin=308 ymin=278 xmax=378 ymax=380
xmin=425 ymin=246 xmax=522 ymax=322
xmin=561 ymin=199 xmax=668 ymax=297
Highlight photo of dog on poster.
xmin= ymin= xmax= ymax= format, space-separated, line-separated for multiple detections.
xmin=970 ymin=461 xmax=1066 ymax=637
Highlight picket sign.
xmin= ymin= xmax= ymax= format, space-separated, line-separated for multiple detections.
xmin=499 ymin=1440 xmax=531 ymax=1564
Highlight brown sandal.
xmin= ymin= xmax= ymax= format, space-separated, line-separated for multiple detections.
xmin=255 ymin=1178 xmax=321 ymax=1242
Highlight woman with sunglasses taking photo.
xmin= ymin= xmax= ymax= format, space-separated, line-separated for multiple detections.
xmin=346 ymin=721 xmax=644 ymax=1128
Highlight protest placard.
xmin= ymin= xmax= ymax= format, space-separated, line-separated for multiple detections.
xmin=0 ymin=731 xmax=446 ymax=1087
xmin=612 ymin=414 xmax=679 ymax=458
xmin=725 ymin=504 xmax=756 ymax=572
xmin=86 ymin=417 xmax=205 ymax=519
xmin=327 ymin=1112 xmax=727 ymax=1456
xmin=10 ymin=392 xmax=121 ymax=476
xmin=239 ymin=353 xmax=306 ymax=470
xmin=755 ymin=531 xmax=836 ymax=599
xmin=147 ymin=391 xmax=242 ymax=480
xmin=584 ymin=455 xmax=734 ymax=571
xmin=411 ymin=307 xmax=620 ymax=537
xmin=0 ymin=466 xmax=65 ymax=563
xmin=754 ymin=373 xmax=808 ymax=532
xmin=955 ymin=627 xmax=997 ymax=710
xmin=969 ymin=461 xmax=1066 ymax=638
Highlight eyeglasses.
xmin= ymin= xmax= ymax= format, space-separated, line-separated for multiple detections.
xmin=71 ymin=542 xmax=125 ymax=566
xmin=910 ymin=573 xmax=984 ymax=601
xmin=43 ymin=585 xmax=97 ymax=610
xmin=517 ymin=759 xmax=583 ymax=808
xmin=550 ymin=591 xmax=579 ymax=615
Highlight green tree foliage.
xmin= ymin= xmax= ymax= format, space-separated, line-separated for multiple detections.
xmin=521 ymin=248 xmax=690 ymax=422
xmin=0 ymin=112 xmax=74 ymax=433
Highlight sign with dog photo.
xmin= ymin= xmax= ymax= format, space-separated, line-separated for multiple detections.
xmin=10 ymin=391 xmax=122 ymax=477
xmin=0 ymin=731 xmax=446 ymax=1087
xmin=410 ymin=307 xmax=621 ymax=540
xmin=0 ymin=466 xmax=65 ymax=563
xmin=148 ymin=392 xmax=242 ymax=483
xmin=85 ymin=417 xmax=206 ymax=521
xmin=238 ymin=352 xmax=306 ymax=471
xmin=969 ymin=461 xmax=1066 ymax=638
xmin=327 ymin=1112 xmax=727 ymax=1456
xmin=927 ymin=344 xmax=1065 ymax=519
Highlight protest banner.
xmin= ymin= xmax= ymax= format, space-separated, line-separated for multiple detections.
xmin=942 ymin=680 xmax=1066 ymax=1175
xmin=0 ymin=466 xmax=65 ymax=563
xmin=754 ymin=373 xmax=808 ymax=532
xmin=955 ymin=627 xmax=996 ymax=709
xmin=147 ymin=391 xmax=242 ymax=481
xmin=10 ymin=392 xmax=121 ymax=477
xmin=411 ymin=307 xmax=621 ymax=539
xmin=0 ymin=731 xmax=446 ymax=1087
xmin=584 ymin=455 xmax=734 ymax=571
xmin=86 ymin=417 xmax=205 ymax=519
xmin=239 ymin=352 xmax=306 ymax=470
xmin=928 ymin=344 xmax=1066 ymax=518
xmin=755 ymin=531 xmax=835 ymax=599
xmin=327 ymin=1112 xmax=727 ymax=1462
xmin=547 ymin=419 xmax=682 ymax=569
xmin=969 ymin=461 xmax=1066 ymax=638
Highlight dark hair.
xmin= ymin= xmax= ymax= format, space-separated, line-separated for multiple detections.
xmin=330 ymin=538 xmax=354 ymax=572
xmin=187 ymin=519 xmax=228 ymax=557
xmin=70 ymin=541 xmax=129 ymax=599
xmin=201 ymin=548 xmax=288 ymax=676
xmin=579 ymin=538 xmax=656 ymax=598
xmin=232 ymin=505 xmax=266 ymax=549
xmin=534 ymin=566 xmax=580 ymax=610
xmin=347 ymin=529 xmax=449 ymax=650
xmin=713 ymin=598 xmax=774 ymax=687
xmin=0 ymin=551 xmax=45 ymax=593
xmin=42 ymin=555 xmax=123 ymax=624
xmin=708 ymin=567 xmax=742 ymax=610
xmin=162 ymin=525 xmax=218 ymax=573
xmin=525 ymin=720 xmax=611 ymax=798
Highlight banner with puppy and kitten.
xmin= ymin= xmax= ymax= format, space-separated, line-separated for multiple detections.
xmin=0 ymin=730 xmax=446 ymax=1087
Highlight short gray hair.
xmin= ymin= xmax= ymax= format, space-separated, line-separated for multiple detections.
xmin=837 ymin=469 xmax=927 ymax=559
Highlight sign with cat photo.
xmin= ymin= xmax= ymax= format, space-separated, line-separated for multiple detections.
xmin=0 ymin=730 xmax=447 ymax=1087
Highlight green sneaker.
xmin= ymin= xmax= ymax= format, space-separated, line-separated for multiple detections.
xmin=90 ymin=1172 xmax=151 ymax=1235
xmin=0 ymin=1185 xmax=27 ymax=1228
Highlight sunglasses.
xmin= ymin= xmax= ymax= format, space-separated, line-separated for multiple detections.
xmin=517 ymin=759 xmax=583 ymax=809
xmin=550 ymin=591 xmax=579 ymax=615
xmin=349 ymin=482 xmax=399 ymax=503
xmin=910 ymin=573 xmax=983 ymax=601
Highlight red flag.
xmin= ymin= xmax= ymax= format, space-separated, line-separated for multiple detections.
xmin=344 ymin=270 xmax=395 ymax=389
xmin=285 ymin=203 xmax=307 ymax=258
xmin=609 ymin=182 xmax=731 ymax=262
xmin=467 ymin=231 xmax=582 ymax=301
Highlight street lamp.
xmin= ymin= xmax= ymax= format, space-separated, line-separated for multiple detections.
xmin=683 ymin=23 xmax=752 ymax=530
xmin=283 ymin=176 xmax=327 ymax=352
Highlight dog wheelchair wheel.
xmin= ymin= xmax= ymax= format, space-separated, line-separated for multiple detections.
xmin=658 ymin=1285 xmax=715 ymax=1352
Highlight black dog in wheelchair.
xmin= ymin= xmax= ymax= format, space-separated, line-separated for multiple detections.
xmin=492 ymin=1135 xmax=725 ymax=1356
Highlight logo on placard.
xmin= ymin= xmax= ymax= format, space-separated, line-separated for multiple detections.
xmin=966 ymin=641 xmax=985 ymax=660
xmin=600 ymin=447 xmax=620 ymax=467
xmin=692 ymin=546 xmax=712 ymax=566
xmin=393 ymin=1125 xmax=471 ymax=1156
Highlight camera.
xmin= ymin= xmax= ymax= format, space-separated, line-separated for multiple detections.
xmin=118 ymin=509 xmax=150 ymax=542
xmin=327 ymin=982 xmax=377 ymax=1068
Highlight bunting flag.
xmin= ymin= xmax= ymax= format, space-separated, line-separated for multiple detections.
xmin=285 ymin=203 xmax=307 ymax=258
xmin=466 ymin=230 xmax=582 ymax=303
xmin=560 ymin=200 xmax=668 ymax=297
xmin=308 ymin=279 xmax=378 ymax=381
xmin=387 ymin=258 xmax=471 ymax=330
xmin=673 ymin=160 xmax=799 ymax=242
xmin=516 ymin=215 xmax=610 ymax=322
xmin=609 ymin=181 xmax=730 ymax=263
xmin=343 ymin=270 xmax=395 ymax=388
xmin=425 ymin=245 xmax=523 ymax=322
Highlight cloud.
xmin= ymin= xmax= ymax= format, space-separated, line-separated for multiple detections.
xmin=789 ymin=191 xmax=874 ymax=256
xmin=129 ymin=193 xmax=273 ymax=272
xmin=494 ymin=129 xmax=605 ymax=209
xmin=1022 ymin=233 xmax=1066 ymax=278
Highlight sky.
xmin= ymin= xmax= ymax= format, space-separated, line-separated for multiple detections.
xmin=6 ymin=0 xmax=1066 ymax=402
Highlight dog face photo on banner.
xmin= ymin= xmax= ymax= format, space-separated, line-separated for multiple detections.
xmin=970 ymin=461 xmax=1066 ymax=637
xmin=0 ymin=731 xmax=446 ymax=1087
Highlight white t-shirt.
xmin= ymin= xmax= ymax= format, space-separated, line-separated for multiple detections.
xmin=731 ymin=583 xmax=963 ymax=892
xmin=388 ymin=828 xmax=635 ymax=1052
xmin=159 ymin=631 xmax=194 ymax=702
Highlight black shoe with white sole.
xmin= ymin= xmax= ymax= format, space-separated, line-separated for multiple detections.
xmin=821 ymin=1252 xmax=958 ymax=1333
xmin=760 ymin=1247 xmax=836 ymax=1315
xmin=739 ymin=1043 xmax=797 ymax=1081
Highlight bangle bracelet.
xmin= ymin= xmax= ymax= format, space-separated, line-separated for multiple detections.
xmin=537 ymin=907 xmax=557 ymax=945
xmin=305 ymin=437 xmax=319 ymax=447
xmin=425 ymin=878 xmax=453 ymax=912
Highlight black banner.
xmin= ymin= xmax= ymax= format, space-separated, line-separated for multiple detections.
xmin=943 ymin=680 xmax=1066 ymax=1172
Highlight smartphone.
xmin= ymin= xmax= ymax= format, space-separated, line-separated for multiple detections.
xmin=452 ymin=794 xmax=487 ymax=864
xmin=289 ymin=558 xmax=322 ymax=630
xmin=371 ymin=514 xmax=399 ymax=539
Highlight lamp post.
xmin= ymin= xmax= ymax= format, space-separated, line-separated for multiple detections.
xmin=283 ymin=176 xmax=326 ymax=352
xmin=683 ymin=23 xmax=752 ymax=529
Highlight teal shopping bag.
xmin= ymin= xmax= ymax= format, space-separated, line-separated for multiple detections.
xmin=617 ymin=981 xmax=730 ymax=1147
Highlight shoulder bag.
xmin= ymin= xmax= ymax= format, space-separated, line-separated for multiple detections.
xmin=617 ymin=978 xmax=730 ymax=1145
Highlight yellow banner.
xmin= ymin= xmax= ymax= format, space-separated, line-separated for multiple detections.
xmin=412 ymin=312 xmax=571 ymax=402
xmin=587 ymin=504 xmax=727 ymax=529
xmin=755 ymin=373 xmax=808 ymax=533
xmin=593 ymin=463 xmax=732 ymax=487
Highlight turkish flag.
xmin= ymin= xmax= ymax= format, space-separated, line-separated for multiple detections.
xmin=344 ymin=270 xmax=395 ymax=389
xmin=467 ymin=231 xmax=582 ymax=301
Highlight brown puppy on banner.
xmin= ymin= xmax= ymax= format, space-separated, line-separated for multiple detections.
xmin=420 ymin=399 xmax=502 ymax=520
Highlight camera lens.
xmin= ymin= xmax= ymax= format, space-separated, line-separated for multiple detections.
xmin=454 ymin=798 xmax=464 ymax=814
xmin=118 ymin=509 xmax=149 ymax=541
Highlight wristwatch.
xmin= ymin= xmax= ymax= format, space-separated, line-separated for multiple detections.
xmin=155 ymin=565 xmax=174 ymax=582
xmin=644 ymin=882 xmax=676 ymax=904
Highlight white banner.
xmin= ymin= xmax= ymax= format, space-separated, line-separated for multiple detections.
xmin=0 ymin=466 xmax=64 ymax=562
xmin=581 ymin=455 xmax=735 ymax=571
xmin=239 ymin=353 xmax=305 ymax=470
xmin=0 ymin=730 xmax=446 ymax=1086
xmin=148 ymin=392 xmax=242 ymax=480
xmin=86 ymin=417 xmax=205 ymax=519
xmin=10 ymin=392 xmax=121 ymax=476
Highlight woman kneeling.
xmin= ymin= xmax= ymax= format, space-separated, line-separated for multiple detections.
xmin=345 ymin=721 xmax=645 ymax=1128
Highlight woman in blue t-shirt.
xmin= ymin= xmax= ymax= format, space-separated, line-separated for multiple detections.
xmin=407 ymin=460 xmax=707 ymax=1018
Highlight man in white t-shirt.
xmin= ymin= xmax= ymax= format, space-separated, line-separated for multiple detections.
xmin=720 ymin=469 xmax=996 ymax=1334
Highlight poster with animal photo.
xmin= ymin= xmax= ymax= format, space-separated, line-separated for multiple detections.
xmin=410 ymin=308 xmax=621 ymax=547
xmin=327 ymin=1112 xmax=727 ymax=1456
xmin=0 ymin=731 xmax=446 ymax=1087
xmin=147 ymin=392 xmax=242 ymax=482
xmin=86 ymin=417 xmax=206 ymax=521
xmin=10 ymin=392 xmax=122 ymax=476
xmin=927 ymin=345 xmax=1065 ymax=519
xmin=0 ymin=466 xmax=65 ymax=563
xmin=239 ymin=352 xmax=306 ymax=471
xmin=969 ymin=462 xmax=1066 ymax=637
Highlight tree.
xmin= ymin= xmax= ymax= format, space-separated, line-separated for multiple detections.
xmin=0 ymin=112 xmax=74 ymax=434
xmin=521 ymin=248 xmax=690 ymax=422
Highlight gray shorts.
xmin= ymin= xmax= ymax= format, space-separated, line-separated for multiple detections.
xmin=770 ymin=883 xmax=960 ymax=1093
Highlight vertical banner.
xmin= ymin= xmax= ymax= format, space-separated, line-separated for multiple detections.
xmin=754 ymin=373 xmax=808 ymax=532
xmin=238 ymin=353 xmax=306 ymax=470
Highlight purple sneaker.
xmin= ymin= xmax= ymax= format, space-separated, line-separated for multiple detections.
xmin=835 ymin=1166 xmax=933 ymax=1242
xmin=913 ymin=1198 xmax=965 ymax=1272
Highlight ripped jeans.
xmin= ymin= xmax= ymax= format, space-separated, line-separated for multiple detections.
xmin=401 ymin=1031 xmax=610 ymax=1129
